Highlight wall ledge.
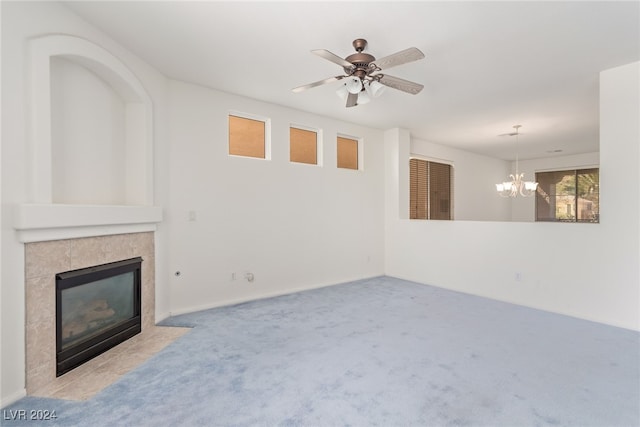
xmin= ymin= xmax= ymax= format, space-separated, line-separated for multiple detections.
xmin=14 ymin=204 xmax=162 ymax=243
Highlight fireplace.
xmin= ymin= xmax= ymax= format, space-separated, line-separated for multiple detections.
xmin=56 ymin=257 xmax=142 ymax=376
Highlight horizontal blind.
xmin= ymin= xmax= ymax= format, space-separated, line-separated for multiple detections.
xmin=429 ymin=162 xmax=451 ymax=220
xmin=409 ymin=158 xmax=428 ymax=219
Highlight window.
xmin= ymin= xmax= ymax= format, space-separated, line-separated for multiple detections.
xmin=337 ymin=136 xmax=358 ymax=170
xmin=228 ymin=114 xmax=266 ymax=159
xmin=290 ymin=127 xmax=318 ymax=165
xmin=535 ymin=168 xmax=599 ymax=223
xmin=409 ymin=158 xmax=452 ymax=220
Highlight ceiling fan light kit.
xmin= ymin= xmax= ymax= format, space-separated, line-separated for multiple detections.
xmin=293 ymin=38 xmax=425 ymax=108
xmin=335 ymin=84 xmax=349 ymax=100
xmin=345 ymin=77 xmax=363 ymax=94
xmin=357 ymin=87 xmax=371 ymax=105
xmin=368 ymin=80 xmax=386 ymax=97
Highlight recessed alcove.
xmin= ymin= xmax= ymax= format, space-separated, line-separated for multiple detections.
xmin=28 ymin=34 xmax=153 ymax=206
xmin=15 ymin=34 xmax=161 ymax=240
xmin=50 ymin=56 xmax=128 ymax=205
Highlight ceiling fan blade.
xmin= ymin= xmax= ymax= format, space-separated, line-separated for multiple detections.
xmin=292 ymin=76 xmax=344 ymax=93
xmin=346 ymin=92 xmax=358 ymax=108
xmin=373 ymin=47 xmax=425 ymax=71
xmin=312 ymin=49 xmax=354 ymax=69
xmin=378 ymin=74 xmax=424 ymax=95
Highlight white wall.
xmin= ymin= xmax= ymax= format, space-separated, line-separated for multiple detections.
xmin=411 ymin=138 xmax=511 ymax=221
xmin=511 ymin=152 xmax=600 ymax=222
xmin=385 ymin=61 xmax=640 ymax=331
xmin=1 ymin=1 xmax=171 ymax=405
xmin=166 ymin=80 xmax=385 ymax=314
xmin=599 ymin=61 xmax=640 ymax=330
xmin=0 ymin=0 xmax=3 ymax=411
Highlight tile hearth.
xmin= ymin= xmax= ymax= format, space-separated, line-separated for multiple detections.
xmin=30 ymin=326 xmax=190 ymax=401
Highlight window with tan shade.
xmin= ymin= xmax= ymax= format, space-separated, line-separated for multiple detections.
xmin=409 ymin=158 xmax=453 ymax=220
xmin=337 ymin=136 xmax=358 ymax=170
xmin=290 ymin=127 xmax=318 ymax=165
xmin=228 ymin=115 xmax=266 ymax=159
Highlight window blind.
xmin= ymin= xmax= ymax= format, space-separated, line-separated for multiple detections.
xmin=410 ymin=158 xmax=452 ymax=220
xmin=229 ymin=115 xmax=265 ymax=158
xmin=290 ymin=127 xmax=317 ymax=165
xmin=337 ymin=136 xmax=358 ymax=170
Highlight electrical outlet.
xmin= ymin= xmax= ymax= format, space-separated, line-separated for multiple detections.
xmin=231 ymin=272 xmax=236 ymax=281
xmin=515 ymin=272 xmax=522 ymax=282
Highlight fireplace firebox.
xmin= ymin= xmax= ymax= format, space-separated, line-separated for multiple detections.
xmin=56 ymin=257 xmax=142 ymax=376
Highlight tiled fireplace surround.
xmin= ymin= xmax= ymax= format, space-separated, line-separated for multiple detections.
xmin=18 ymin=34 xmax=189 ymax=400
xmin=24 ymin=232 xmax=187 ymax=400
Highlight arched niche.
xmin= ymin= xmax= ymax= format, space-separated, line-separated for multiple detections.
xmin=28 ymin=34 xmax=153 ymax=205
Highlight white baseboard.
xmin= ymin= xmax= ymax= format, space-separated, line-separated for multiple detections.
xmin=167 ymin=275 xmax=383 ymax=318
xmin=0 ymin=388 xmax=27 ymax=409
xmin=154 ymin=310 xmax=171 ymax=324
xmin=389 ymin=274 xmax=640 ymax=332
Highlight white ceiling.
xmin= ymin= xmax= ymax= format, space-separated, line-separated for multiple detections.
xmin=63 ymin=1 xmax=639 ymax=161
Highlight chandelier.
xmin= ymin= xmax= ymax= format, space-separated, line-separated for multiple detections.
xmin=496 ymin=125 xmax=538 ymax=197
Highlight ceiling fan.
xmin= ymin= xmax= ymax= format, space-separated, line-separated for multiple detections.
xmin=292 ymin=38 xmax=425 ymax=108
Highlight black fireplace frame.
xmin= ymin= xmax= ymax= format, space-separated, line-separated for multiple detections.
xmin=55 ymin=257 xmax=142 ymax=376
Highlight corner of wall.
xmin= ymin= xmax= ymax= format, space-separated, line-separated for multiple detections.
xmin=383 ymin=128 xmax=410 ymax=222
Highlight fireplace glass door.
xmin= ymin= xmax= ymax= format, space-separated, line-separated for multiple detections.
xmin=56 ymin=257 xmax=142 ymax=376
xmin=60 ymin=271 xmax=135 ymax=349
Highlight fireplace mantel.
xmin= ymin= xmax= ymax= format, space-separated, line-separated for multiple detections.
xmin=14 ymin=204 xmax=162 ymax=243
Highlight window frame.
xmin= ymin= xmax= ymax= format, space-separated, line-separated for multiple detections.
xmin=227 ymin=111 xmax=271 ymax=160
xmin=535 ymin=166 xmax=600 ymax=223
